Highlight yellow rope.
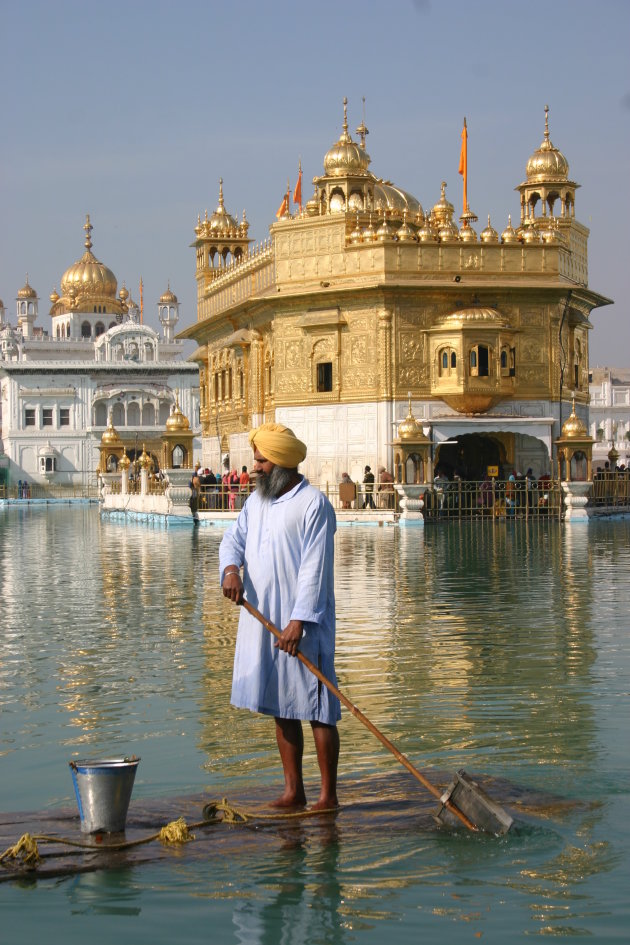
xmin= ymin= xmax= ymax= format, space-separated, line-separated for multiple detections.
xmin=158 ymin=817 xmax=195 ymax=844
xmin=0 ymin=833 xmax=41 ymax=867
xmin=0 ymin=799 xmax=339 ymax=875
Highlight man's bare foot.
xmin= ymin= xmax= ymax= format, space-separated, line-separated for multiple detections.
xmin=309 ymin=796 xmax=339 ymax=812
xmin=270 ymin=790 xmax=307 ymax=809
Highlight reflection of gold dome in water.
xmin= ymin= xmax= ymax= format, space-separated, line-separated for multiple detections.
xmin=60 ymin=215 xmax=117 ymax=300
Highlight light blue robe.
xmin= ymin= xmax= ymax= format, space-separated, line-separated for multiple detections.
xmin=219 ymin=477 xmax=341 ymax=724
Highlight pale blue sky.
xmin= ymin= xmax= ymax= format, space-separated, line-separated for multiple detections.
xmin=1 ymin=0 xmax=628 ymax=365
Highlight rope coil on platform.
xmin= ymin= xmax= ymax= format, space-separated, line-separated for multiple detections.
xmin=0 ymin=799 xmax=339 ymax=878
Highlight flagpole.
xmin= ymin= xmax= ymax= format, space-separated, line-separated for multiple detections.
xmin=139 ymin=277 xmax=144 ymax=324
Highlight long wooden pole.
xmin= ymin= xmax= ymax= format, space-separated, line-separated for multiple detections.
xmin=241 ymin=599 xmax=477 ymax=831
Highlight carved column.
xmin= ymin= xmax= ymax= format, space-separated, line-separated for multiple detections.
xmin=378 ymin=309 xmax=393 ymax=399
xmin=250 ymin=331 xmax=263 ymax=421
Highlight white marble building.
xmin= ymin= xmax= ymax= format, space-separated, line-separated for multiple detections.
xmin=589 ymin=367 xmax=630 ymax=470
xmin=0 ymin=217 xmax=199 ymax=489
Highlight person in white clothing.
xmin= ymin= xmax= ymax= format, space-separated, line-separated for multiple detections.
xmin=220 ymin=422 xmax=340 ymax=810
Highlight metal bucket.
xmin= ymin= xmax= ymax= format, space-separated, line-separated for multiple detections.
xmin=69 ymin=757 xmax=140 ymax=833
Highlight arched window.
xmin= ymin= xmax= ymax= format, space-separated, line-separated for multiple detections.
xmin=442 ymin=352 xmax=448 ymax=370
xmin=451 ymin=351 xmax=457 ymax=369
xmin=159 ymin=401 xmax=171 ymax=425
xmin=81 ymin=321 xmax=91 ymax=339
xmin=127 ymin=402 xmax=141 ymax=426
xmin=172 ymin=445 xmax=184 ymax=468
xmin=112 ymin=404 xmax=125 ymax=426
xmin=94 ymin=403 xmax=107 ymax=427
xmin=95 ymin=322 xmax=105 ymax=337
xmin=142 ymin=403 xmax=155 ymax=425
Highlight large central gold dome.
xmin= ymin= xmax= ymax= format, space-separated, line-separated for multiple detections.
xmin=60 ymin=215 xmax=118 ymax=300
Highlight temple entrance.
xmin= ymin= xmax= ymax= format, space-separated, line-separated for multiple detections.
xmin=435 ymin=434 xmax=506 ymax=481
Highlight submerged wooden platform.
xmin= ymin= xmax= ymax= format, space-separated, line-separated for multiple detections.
xmin=0 ymin=770 xmax=587 ymax=883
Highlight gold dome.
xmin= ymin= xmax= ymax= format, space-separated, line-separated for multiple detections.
xmin=561 ymin=401 xmax=588 ymax=438
xmin=49 ymin=288 xmax=60 ymax=304
xmin=119 ymin=449 xmax=131 ymax=470
xmin=480 ymin=216 xmax=499 ymax=243
xmin=526 ymin=105 xmax=569 ymax=182
xmin=119 ymin=284 xmax=129 ymax=303
xmin=159 ymin=283 xmax=178 ymax=304
xmin=440 ymin=306 xmax=507 ymax=328
xmin=459 ymin=223 xmax=477 ymax=242
xmin=376 ymin=213 xmax=396 ymax=242
xmin=207 ymin=179 xmax=238 ymax=232
xmin=501 ymin=215 xmax=519 ymax=244
xmin=398 ymin=396 xmax=428 ymax=442
xmin=373 ymin=181 xmax=422 ymax=218
xmin=520 ymin=223 xmax=541 ymax=244
xmin=432 ymin=181 xmax=455 ymax=226
xmin=165 ymin=397 xmax=191 ymax=432
xmin=138 ymin=445 xmax=152 ymax=469
xmin=60 ymin=216 xmax=117 ymax=300
xmin=17 ymin=276 xmax=37 ymax=299
xmin=101 ymin=415 xmax=122 ymax=446
xmin=396 ymin=211 xmax=417 ymax=242
xmin=323 ymin=98 xmax=371 ymax=178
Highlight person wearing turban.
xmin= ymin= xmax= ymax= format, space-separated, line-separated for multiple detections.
xmin=220 ymin=423 xmax=340 ymax=810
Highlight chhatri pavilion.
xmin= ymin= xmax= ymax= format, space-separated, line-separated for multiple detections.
xmin=180 ymin=102 xmax=611 ymax=486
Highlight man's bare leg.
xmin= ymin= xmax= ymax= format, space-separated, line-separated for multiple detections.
xmin=272 ymin=717 xmax=307 ymax=807
xmin=310 ymin=721 xmax=340 ymax=810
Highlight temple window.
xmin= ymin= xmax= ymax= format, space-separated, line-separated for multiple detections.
xmin=25 ymin=408 xmax=36 ymax=427
xmin=470 ymin=345 xmax=489 ymax=377
xmin=60 ymin=408 xmax=70 ymax=427
xmin=81 ymin=321 xmax=91 ymax=339
xmin=95 ymin=322 xmax=105 ymax=337
xmin=42 ymin=408 xmax=53 ymax=427
xmin=317 ymin=362 xmax=333 ymax=392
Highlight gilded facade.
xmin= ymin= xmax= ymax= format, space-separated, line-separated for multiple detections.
xmin=180 ymin=103 xmax=611 ymax=485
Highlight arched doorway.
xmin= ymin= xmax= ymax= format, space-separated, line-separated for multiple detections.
xmin=435 ymin=434 xmax=506 ymax=480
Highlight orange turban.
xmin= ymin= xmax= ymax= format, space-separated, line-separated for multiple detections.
xmin=248 ymin=422 xmax=307 ymax=468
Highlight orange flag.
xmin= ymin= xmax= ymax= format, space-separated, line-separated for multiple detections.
xmin=293 ymin=162 xmax=303 ymax=209
xmin=276 ymin=193 xmax=289 ymax=219
xmin=458 ymin=118 xmax=468 ymax=211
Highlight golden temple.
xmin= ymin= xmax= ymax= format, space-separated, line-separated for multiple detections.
xmin=179 ymin=102 xmax=611 ymax=484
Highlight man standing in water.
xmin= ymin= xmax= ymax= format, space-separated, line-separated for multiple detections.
xmin=220 ymin=422 xmax=340 ymax=810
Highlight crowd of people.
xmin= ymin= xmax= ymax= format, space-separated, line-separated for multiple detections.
xmin=190 ymin=463 xmax=253 ymax=513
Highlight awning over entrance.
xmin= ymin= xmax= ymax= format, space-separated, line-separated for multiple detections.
xmin=431 ymin=416 xmax=556 ymax=454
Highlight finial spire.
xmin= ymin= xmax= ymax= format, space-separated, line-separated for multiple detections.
xmin=218 ymin=178 xmax=224 ymax=208
xmin=544 ymin=104 xmax=550 ymax=140
xmin=356 ymin=96 xmax=369 ymax=147
xmin=84 ymin=214 xmax=93 ymax=250
xmin=342 ymin=96 xmax=348 ymax=134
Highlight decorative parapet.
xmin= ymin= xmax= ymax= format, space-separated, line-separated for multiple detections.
xmin=198 ymin=246 xmax=275 ymax=322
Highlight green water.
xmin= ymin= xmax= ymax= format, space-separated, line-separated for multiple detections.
xmin=0 ymin=507 xmax=628 ymax=942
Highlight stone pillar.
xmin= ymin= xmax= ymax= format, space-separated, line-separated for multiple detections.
xmin=395 ymin=483 xmax=427 ymax=524
xmin=121 ymin=467 xmax=129 ymax=495
xmin=165 ymin=468 xmax=194 ymax=518
xmin=140 ymin=466 xmax=149 ymax=496
xmin=561 ymin=481 xmax=592 ymax=522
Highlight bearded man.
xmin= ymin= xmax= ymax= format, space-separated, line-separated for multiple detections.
xmin=220 ymin=422 xmax=340 ymax=810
